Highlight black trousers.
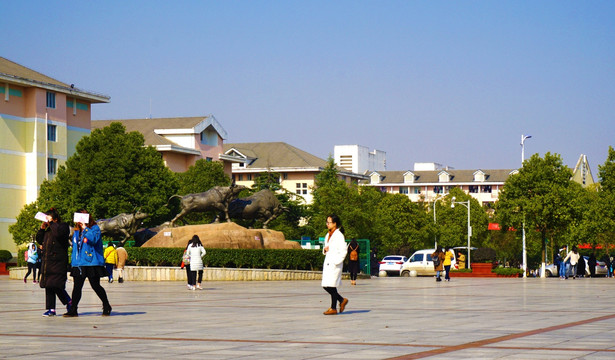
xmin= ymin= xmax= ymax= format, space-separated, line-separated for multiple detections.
xmin=25 ymin=263 xmax=37 ymax=281
xmin=189 ymin=270 xmax=203 ymax=286
xmin=323 ymin=287 xmax=344 ymax=309
xmin=45 ymin=287 xmax=70 ymax=310
xmin=71 ymin=273 xmax=110 ymax=311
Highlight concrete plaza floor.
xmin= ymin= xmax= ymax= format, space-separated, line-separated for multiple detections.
xmin=1 ymin=274 xmax=615 ymax=359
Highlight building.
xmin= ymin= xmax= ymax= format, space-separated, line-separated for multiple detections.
xmin=571 ymin=154 xmax=595 ymax=188
xmin=224 ymin=142 xmax=368 ymax=204
xmin=0 ymin=57 xmax=110 ymax=253
xmin=92 ymin=116 xmax=241 ymax=174
xmin=334 ymin=145 xmax=386 ymax=174
xmin=363 ymin=168 xmax=515 ymax=206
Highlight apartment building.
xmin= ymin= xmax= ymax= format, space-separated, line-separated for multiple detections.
xmin=363 ymin=168 xmax=516 ymax=206
xmin=334 ymin=144 xmax=386 ymax=174
xmin=224 ymin=142 xmax=368 ymax=204
xmin=92 ymin=116 xmax=242 ymax=175
xmin=0 ymin=57 xmax=109 ymax=253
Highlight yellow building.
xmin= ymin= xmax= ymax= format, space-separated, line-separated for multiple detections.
xmin=0 ymin=57 xmax=109 ymax=253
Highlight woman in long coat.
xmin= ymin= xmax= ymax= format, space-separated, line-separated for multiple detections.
xmin=187 ymin=235 xmax=206 ymax=290
xmin=321 ymin=214 xmax=348 ymax=315
xmin=431 ymin=247 xmax=445 ymax=282
xmin=36 ymin=208 xmax=72 ymax=317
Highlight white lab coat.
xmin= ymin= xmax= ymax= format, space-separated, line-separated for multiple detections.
xmin=321 ymin=229 xmax=347 ymax=288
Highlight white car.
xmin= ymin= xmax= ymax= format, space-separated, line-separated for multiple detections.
xmin=378 ymin=255 xmax=408 ymax=276
xmin=400 ymin=249 xmax=457 ymax=277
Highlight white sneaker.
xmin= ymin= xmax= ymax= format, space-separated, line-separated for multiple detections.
xmin=187 ymin=285 xmax=194 ymax=290
xmin=196 ymin=284 xmax=202 ymax=290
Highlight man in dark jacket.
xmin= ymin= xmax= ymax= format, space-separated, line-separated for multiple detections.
xmin=36 ymin=208 xmax=72 ymax=317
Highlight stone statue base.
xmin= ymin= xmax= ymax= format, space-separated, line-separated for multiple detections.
xmin=141 ymin=222 xmax=301 ymax=250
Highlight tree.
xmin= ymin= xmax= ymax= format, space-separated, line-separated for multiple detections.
xmin=435 ymin=188 xmax=489 ymax=250
xmin=374 ymin=194 xmax=431 ymax=254
xmin=8 ymin=202 xmax=40 ymax=246
xmin=496 ymin=153 xmax=577 ymax=270
xmin=37 ymin=122 xmax=178 ymax=228
xmin=598 ymin=146 xmax=615 ymax=193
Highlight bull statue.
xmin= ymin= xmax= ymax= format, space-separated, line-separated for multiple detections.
xmin=97 ymin=211 xmax=149 ymax=246
xmin=167 ymin=184 xmax=246 ymax=227
xmin=227 ymin=189 xmax=287 ymax=228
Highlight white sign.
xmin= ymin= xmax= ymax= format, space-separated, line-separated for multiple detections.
xmin=164 ymin=232 xmax=172 ymax=237
xmin=34 ymin=212 xmax=48 ymax=222
xmin=73 ymin=213 xmax=90 ymax=224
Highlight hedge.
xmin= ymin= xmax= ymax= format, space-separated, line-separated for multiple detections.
xmin=17 ymin=247 xmax=326 ymax=271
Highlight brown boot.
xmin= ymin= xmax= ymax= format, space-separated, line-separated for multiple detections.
xmin=339 ymin=298 xmax=349 ymax=313
xmin=323 ymin=308 xmax=338 ymax=315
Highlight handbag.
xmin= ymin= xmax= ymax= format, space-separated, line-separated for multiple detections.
xmin=182 ymin=249 xmax=190 ymax=265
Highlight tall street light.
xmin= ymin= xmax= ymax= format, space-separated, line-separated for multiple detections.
xmin=432 ymin=195 xmax=443 ymax=249
xmin=451 ymin=196 xmax=472 ymax=270
xmin=521 ymin=134 xmax=532 ymax=278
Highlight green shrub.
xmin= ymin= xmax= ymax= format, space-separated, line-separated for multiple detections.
xmin=0 ymin=250 xmax=13 ymax=262
xmin=451 ymin=268 xmax=472 ymax=273
xmin=493 ymin=267 xmax=523 ymax=276
xmin=124 ymin=247 xmax=325 ymax=271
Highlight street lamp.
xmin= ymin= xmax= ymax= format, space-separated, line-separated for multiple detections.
xmin=451 ymin=196 xmax=472 ymax=270
xmin=432 ymin=196 xmax=444 ymax=249
xmin=521 ymin=134 xmax=532 ymax=278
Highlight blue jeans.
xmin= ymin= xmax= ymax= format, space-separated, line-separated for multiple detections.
xmin=444 ymin=265 xmax=451 ymax=280
xmin=558 ymin=261 xmax=566 ymax=277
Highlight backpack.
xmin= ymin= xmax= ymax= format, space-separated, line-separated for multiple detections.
xmin=182 ymin=249 xmax=191 ymax=265
xmin=432 ymin=254 xmax=441 ymax=267
xmin=350 ymin=248 xmax=358 ymax=261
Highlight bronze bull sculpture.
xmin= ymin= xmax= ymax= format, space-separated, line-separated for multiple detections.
xmin=167 ymin=184 xmax=246 ymax=226
xmin=227 ymin=189 xmax=287 ymax=228
xmin=97 ymin=211 xmax=149 ymax=246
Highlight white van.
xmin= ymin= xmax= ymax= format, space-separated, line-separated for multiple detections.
xmin=400 ymin=249 xmax=458 ymax=277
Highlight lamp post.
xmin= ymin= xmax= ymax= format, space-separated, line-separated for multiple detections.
xmin=432 ymin=196 xmax=443 ymax=249
xmin=521 ymin=134 xmax=532 ymax=278
xmin=451 ymin=196 xmax=472 ymax=270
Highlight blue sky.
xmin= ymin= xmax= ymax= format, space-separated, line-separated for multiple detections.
xmin=4 ymin=1 xmax=614 ymax=177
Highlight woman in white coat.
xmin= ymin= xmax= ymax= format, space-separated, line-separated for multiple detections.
xmin=187 ymin=235 xmax=206 ymax=290
xmin=322 ymin=214 xmax=349 ymax=315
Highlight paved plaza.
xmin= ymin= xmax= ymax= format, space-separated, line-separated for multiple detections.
xmin=1 ymin=274 xmax=615 ymax=359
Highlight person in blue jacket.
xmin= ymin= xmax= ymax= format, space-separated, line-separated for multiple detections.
xmin=63 ymin=209 xmax=112 ymax=317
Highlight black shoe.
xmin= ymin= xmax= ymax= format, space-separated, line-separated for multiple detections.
xmin=118 ymin=277 xmax=123 ymax=283
xmin=102 ymin=305 xmax=112 ymax=316
xmin=63 ymin=310 xmax=78 ymax=317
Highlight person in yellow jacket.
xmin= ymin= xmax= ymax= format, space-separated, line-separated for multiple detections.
xmin=443 ymin=247 xmax=454 ymax=281
xmin=103 ymin=244 xmax=118 ymax=283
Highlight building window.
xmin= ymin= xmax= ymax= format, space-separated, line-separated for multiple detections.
xmin=481 ymin=185 xmax=492 ymax=193
xmin=46 ymin=92 xmax=56 ymax=108
xmin=247 ymin=174 xmax=252 ymax=181
xmin=206 ymin=157 xmax=213 ymax=162
xmin=399 ymin=187 xmax=408 ymax=194
xmin=283 ymin=173 xmax=288 ymax=180
xmin=413 ymin=187 xmax=421 ymax=194
xmin=433 ymin=186 xmax=443 ymax=194
xmin=296 ymin=183 xmax=308 ymax=195
xmin=47 ymin=124 xmax=57 ymax=142
xmin=238 ymin=174 xmax=243 ymax=181
xmin=469 ymin=185 xmax=479 ymax=193
xmin=47 ymin=158 xmax=57 ymax=175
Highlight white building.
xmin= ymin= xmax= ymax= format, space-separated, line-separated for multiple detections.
xmin=334 ymin=145 xmax=386 ymax=174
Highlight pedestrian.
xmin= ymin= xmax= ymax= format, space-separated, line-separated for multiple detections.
xmin=443 ymin=247 xmax=454 ymax=281
xmin=321 ymin=214 xmax=349 ymax=315
xmin=557 ymin=249 xmax=567 ymax=279
xmin=35 ymin=244 xmax=42 ymax=282
xmin=431 ymin=247 xmax=445 ymax=282
xmin=63 ymin=209 xmax=112 ymax=317
xmin=457 ymin=251 xmax=466 ymax=270
xmin=116 ymin=246 xmax=128 ymax=283
xmin=563 ymin=246 xmax=580 ymax=279
xmin=181 ymin=242 xmax=193 ymax=289
xmin=370 ymin=248 xmax=379 ymax=277
xmin=601 ymin=253 xmax=612 ymax=277
xmin=577 ymin=253 xmax=586 ymax=278
xmin=103 ymin=243 xmax=118 ymax=283
xmin=347 ymin=239 xmax=360 ymax=286
xmin=35 ymin=208 xmax=72 ymax=317
xmin=186 ymin=235 xmax=206 ymax=290
xmin=588 ymin=253 xmax=597 ymax=278
xmin=23 ymin=242 xmax=39 ymax=283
